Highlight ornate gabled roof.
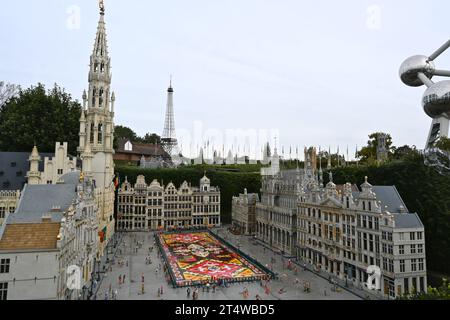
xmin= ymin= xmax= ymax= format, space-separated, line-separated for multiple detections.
xmin=148 ymin=179 xmax=162 ymax=189
xmin=361 ymin=176 xmax=373 ymax=188
xmin=200 ymin=174 xmax=210 ymax=184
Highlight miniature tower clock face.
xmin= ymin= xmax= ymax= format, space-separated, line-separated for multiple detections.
xmin=203 ymin=195 xmax=209 ymax=203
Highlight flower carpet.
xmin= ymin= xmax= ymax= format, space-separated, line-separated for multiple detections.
xmin=158 ymin=232 xmax=268 ymax=287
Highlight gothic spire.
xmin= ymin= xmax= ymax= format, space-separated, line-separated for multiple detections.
xmin=327 ymin=146 xmax=332 ymax=169
xmin=86 ymin=0 xmax=111 ymax=110
xmin=92 ymin=2 xmax=109 ymax=61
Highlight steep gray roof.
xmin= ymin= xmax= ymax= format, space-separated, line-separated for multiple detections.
xmin=7 ymin=171 xmax=80 ymax=224
xmin=372 ymin=186 xmax=408 ymax=213
xmin=393 ymin=213 xmax=424 ymax=229
xmin=0 ymin=151 xmax=53 ymax=190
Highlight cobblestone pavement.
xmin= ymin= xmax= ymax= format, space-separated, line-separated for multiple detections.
xmin=96 ymin=228 xmax=361 ymax=300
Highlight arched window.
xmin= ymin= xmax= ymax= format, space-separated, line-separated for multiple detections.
xmin=92 ymin=87 xmax=97 ymax=106
xmin=99 ymin=88 xmax=104 ymax=107
xmin=100 ymin=63 xmax=104 ymax=73
xmin=90 ymin=122 xmax=95 ymax=143
xmin=98 ymin=123 xmax=103 ymax=144
xmin=94 ymin=62 xmax=99 ymax=72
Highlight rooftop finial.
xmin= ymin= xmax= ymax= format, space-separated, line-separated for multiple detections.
xmin=99 ymin=0 xmax=105 ymax=15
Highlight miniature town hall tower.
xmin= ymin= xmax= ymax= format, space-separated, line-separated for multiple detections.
xmin=78 ymin=1 xmax=115 ymax=189
xmin=77 ymin=0 xmax=115 ymax=255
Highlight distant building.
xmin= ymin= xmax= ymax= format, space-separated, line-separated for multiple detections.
xmin=114 ymin=138 xmax=170 ymax=166
xmin=231 ymin=189 xmax=259 ymax=235
xmin=0 ymin=172 xmax=98 ymax=300
xmin=116 ymin=174 xmax=221 ymax=231
xmin=377 ymin=133 xmax=388 ymax=164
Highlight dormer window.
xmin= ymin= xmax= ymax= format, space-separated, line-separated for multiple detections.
xmin=125 ymin=141 xmax=133 ymax=151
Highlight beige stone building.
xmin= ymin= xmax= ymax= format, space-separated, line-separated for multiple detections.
xmin=0 ymin=191 xmax=20 ymax=227
xmin=117 ymin=174 xmax=221 ymax=231
xmin=253 ymin=146 xmax=427 ymax=299
xmin=231 ymin=189 xmax=259 ymax=235
xmin=27 ymin=142 xmax=76 ymax=185
xmin=0 ymin=172 xmax=98 ymax=300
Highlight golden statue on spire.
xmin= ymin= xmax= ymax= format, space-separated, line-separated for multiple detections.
xmin=99 ymin=0 xmax=105 ymax=14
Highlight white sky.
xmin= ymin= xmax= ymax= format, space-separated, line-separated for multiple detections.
xmin=1 ymin=0 xmax=450 ymax=159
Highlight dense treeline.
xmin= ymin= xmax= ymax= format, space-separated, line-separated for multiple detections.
xmin=326 ymin=155 xmax=450 ymax=275
xmin=0 ymin=83 xmax=81 ymax=155
xmin=115 ymin=165 xmax=261 ymax=224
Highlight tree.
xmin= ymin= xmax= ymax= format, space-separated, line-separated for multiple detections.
xmin=357 ymin=132 xmax=394 ymax=163
xmin=0 ymin=83 xmax=81 ymax=154
xmin=114 ymin=125 xmax=138 ymax=142
xmin=435 ymin=137 xmax=450 ymax=152
xmin=0 ymin=81 xmax=20 ymax=107
xmin=392 ymin=145 xmax=420 ymax=160
xmin=141 ymin=133 xmax=161 ymax=144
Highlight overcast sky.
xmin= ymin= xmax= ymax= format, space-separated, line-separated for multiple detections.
xmin=1 ymin=0 xmax=449 ymax=159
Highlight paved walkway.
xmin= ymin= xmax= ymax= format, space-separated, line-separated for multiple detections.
xmin=95 ymin=228 xmax=361 ymax=300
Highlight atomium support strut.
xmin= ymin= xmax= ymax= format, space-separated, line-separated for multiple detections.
xmin=400 ymin=39 xmax=450 ymax=149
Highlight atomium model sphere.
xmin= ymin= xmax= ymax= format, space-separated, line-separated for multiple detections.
xmin=399 ymin=55 xmax=435 ymax=87
xmin=422 ymin=80 xmax=450 ymax=118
